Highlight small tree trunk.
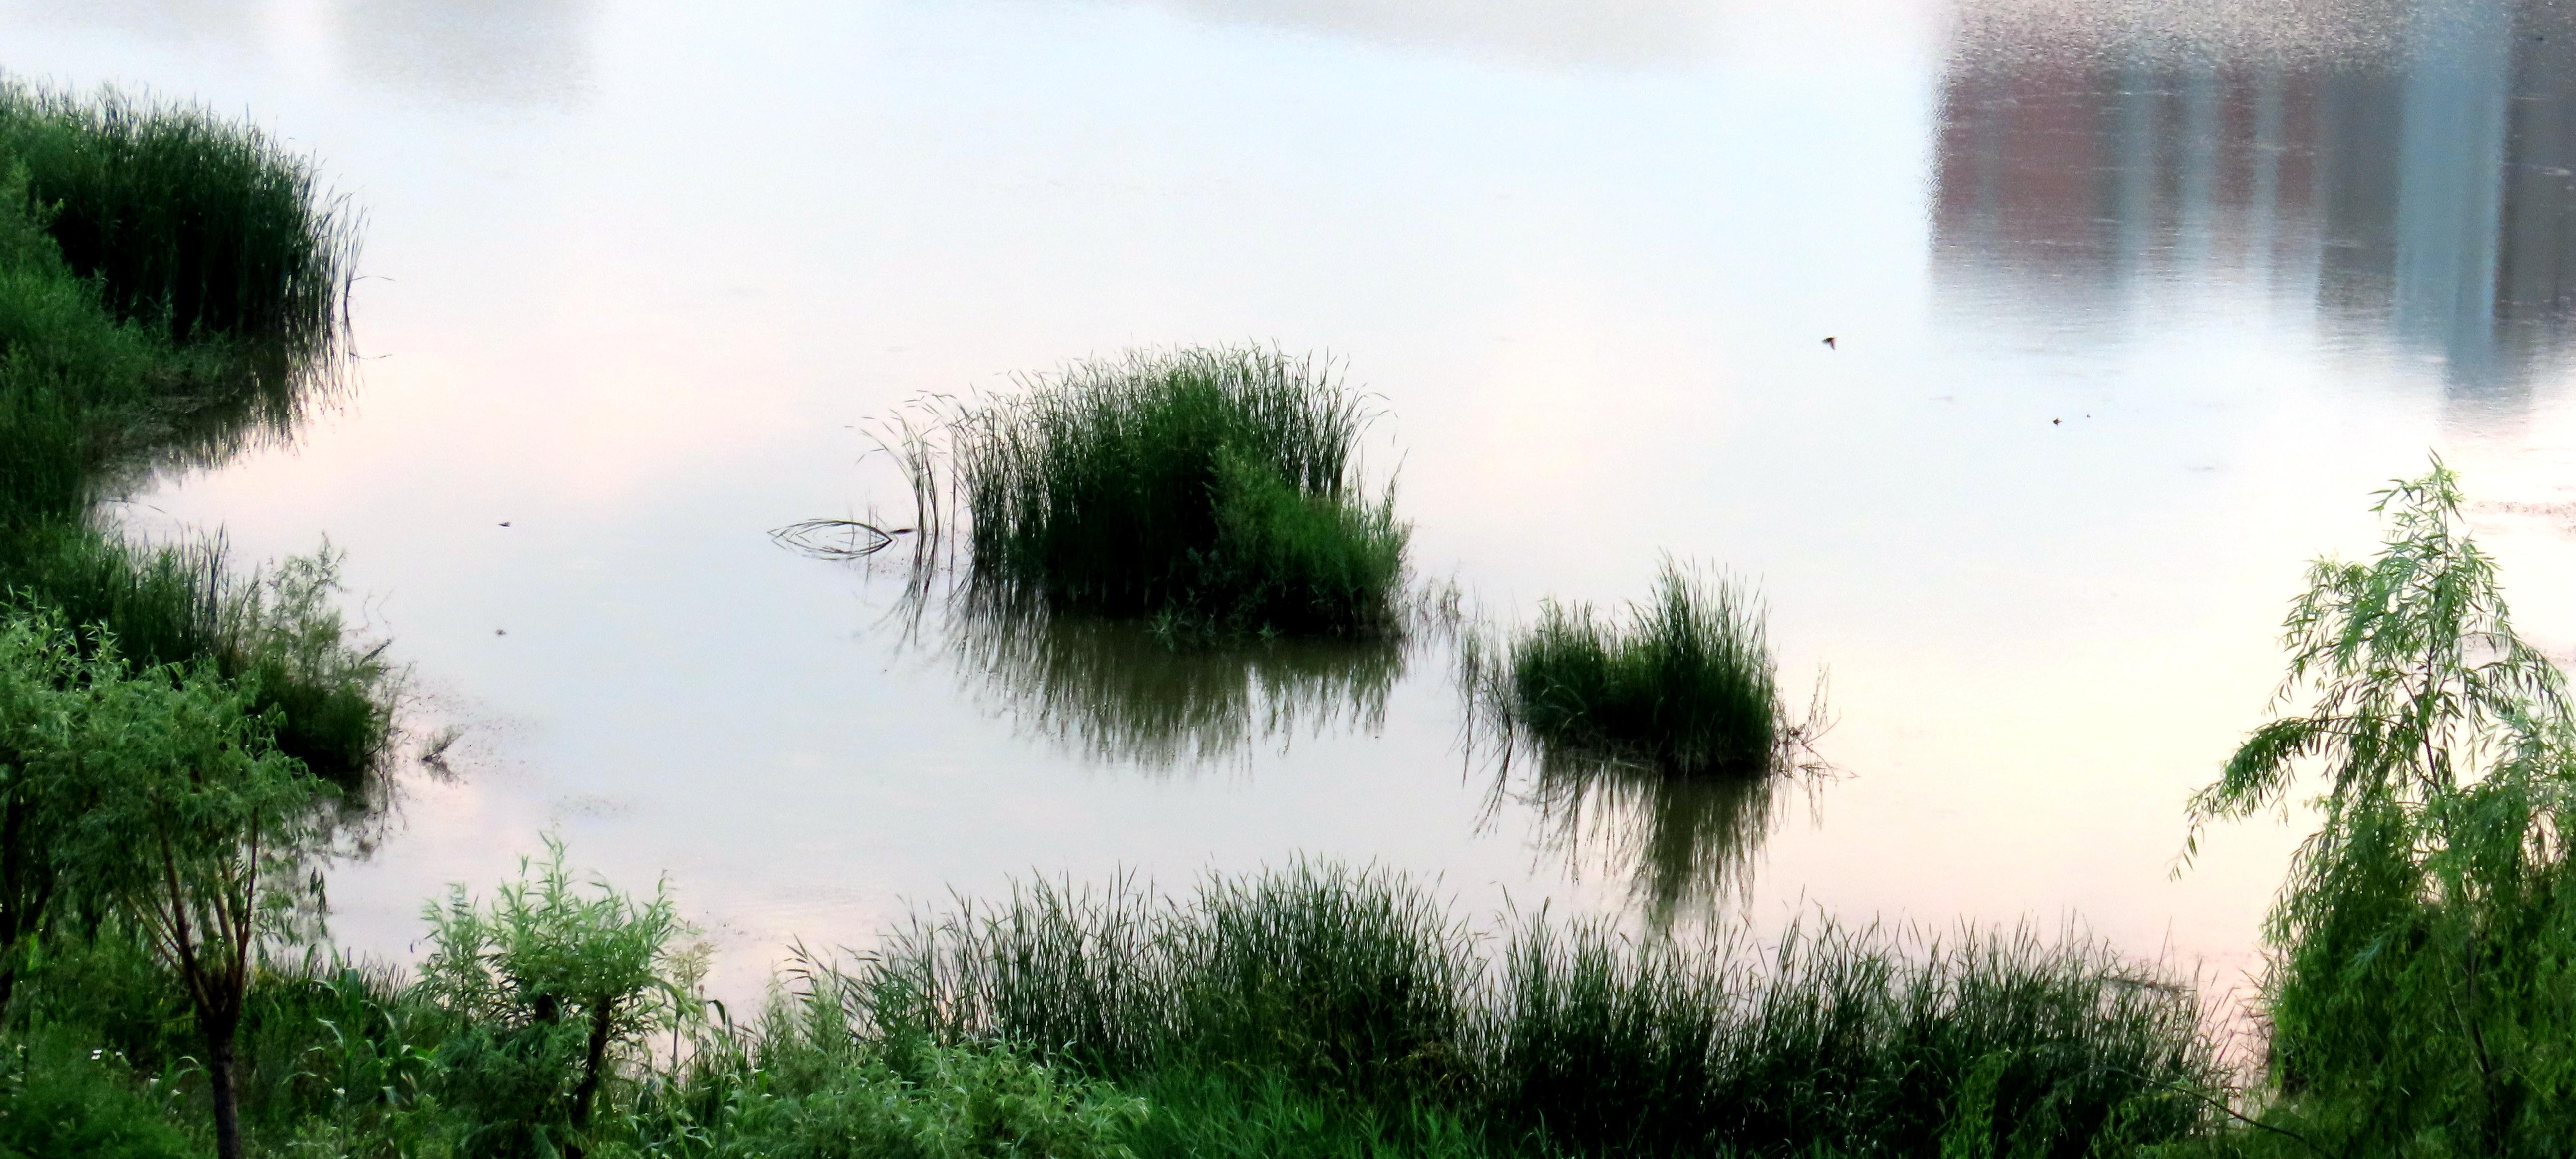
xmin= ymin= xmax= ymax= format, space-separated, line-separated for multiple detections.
xmin=205 ymin=1009 xmax=244 ymax=1159
xmin=564 ymin=999 xmax=617 ymax=1159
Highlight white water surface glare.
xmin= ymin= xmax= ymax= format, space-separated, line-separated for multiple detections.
xmin=11 ymin=0 xmax=2576 ymax=1006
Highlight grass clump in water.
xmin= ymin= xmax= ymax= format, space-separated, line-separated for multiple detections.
xmin=950 ymin=346 xmax=1408 ymax=639
xmin=1472 ymin=558 xmax=1806 ymax=781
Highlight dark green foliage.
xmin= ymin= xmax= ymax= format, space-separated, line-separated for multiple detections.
xmin=0 ymin=80 xmax=354 ymax=354
xmin=0 ymin=530 xmax=393 ymax=787
xmin=1476 ymin=560 xmax=1799 ymax=781
xmin=643 ymin=1027 xmax=1147 ymax=1159
xmin=867 ymin=862 xmax=2220 ymax=1157
xmin=59 ymin=638 xmax=335 ymax=1159
xmin=0 ymin=159 xmax=238 ymax=527
xmin=950 ymin=347 xmax=1408 ymax=638
xmin=0 ymin=1029 xmax=195 ymax=1159
xmin=1123 ymin=1067 xmax=1500 ymax=1159
xmin=2186 ymin=463 xmax=2576 ymax=1157
xmin=0 ymin=90 xmax=390 ymax=790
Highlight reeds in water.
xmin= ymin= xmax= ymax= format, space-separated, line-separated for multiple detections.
xmin=1470 ymin=559 xmax=1810 ymax=782
xmin=0 ymin=83 xmax=390 ymax=787
xmin=945 ymin=346 xmax=1409 ymax=638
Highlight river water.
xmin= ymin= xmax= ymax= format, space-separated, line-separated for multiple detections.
xmin=10 ymin=0 xmax=2576 ymax=1004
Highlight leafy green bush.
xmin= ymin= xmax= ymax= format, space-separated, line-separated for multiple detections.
xmin=689 ymin=1040 xmax=1145 ymax=1159
xmin=0 ymin=1030 xmax=195 ymax=1159
xmin=421 ymin=838 xmax=694 ymax=1159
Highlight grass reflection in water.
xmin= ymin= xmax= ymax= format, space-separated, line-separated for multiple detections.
xmin=938 ymin=592 xmax=1404 ymax=770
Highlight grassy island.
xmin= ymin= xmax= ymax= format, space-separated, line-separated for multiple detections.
xmin=949 ymin=346 xmax=1409 ymax=640
xmin=1472 ymin=560 xmax=1802 ymax=782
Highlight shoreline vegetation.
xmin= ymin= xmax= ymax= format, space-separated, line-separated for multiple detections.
xmin=11 ymin=459 xmax=2508 ymax=1158
xmin=0 ymin=81 xmax=393 ymax=789
xmin=9 ymin=74 xmax=2576 ymax=1159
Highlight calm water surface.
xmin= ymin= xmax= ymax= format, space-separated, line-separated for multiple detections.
xmin=10 ymin=0 xmax=2576 ymax=1003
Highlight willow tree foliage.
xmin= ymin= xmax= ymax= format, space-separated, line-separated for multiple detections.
xmin=420 ymin=838 xmax=693 ymax=1159
xmin=2190 ymin=463 xmax=2576 ymax=1155
xmin=56 ymin=636 xmax=331 ymax=1159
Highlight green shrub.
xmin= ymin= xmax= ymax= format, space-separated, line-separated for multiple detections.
xmin=0 ymin=528 xmax=394 ymax=788
xmin=420 ymin=838 xmax=694 ymax=1159
xmin=948 ymin=346 xmax=1408 ymax=638
xmin=0 ymin=1030 xmax=195 ymax=1159
xmin=691 ymin=1040 xmax=1145 ymax=1159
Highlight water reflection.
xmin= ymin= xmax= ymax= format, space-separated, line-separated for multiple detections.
xmin=1493 ymin=747 xmax=1787 ymax=931
xmin=1937 ymin=0 xmax=2576 ymax=403
xmin=1122 ymin=0 xmax=1727 ymax=70
xmin=940 ymin=599 xmax=1403 ymax=771
xmin=329 ymin=0 xmax=595 ymax=106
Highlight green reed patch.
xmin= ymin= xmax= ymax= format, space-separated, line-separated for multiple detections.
xmin=1469 ymin=560 xmax=1806 ymax=782
xmin=865 ymin=861 xmax=2221 ymax=1157
xmin=948 ymin=346 xmax=1408 ymax=638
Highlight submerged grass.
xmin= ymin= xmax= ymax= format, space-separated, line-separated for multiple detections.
xmin=867 ymin=861 xmax=2222 ymax=1157
xmin=945 ymin=346 xmax=1409 ymax=638
xmin=1468 ymin=559 xmax=1811 ymax=783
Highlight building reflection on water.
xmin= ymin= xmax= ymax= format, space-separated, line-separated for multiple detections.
xmin=1935 ymin=0 xmax=2576 ymax=406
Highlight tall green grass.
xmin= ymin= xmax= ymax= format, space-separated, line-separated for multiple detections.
xmin=0 ymin=528 xmax=392 ymax=785
xmin=1468 ymin=560 xmax=1810 ymax=782
xmin=944 ymin=347 xmax=1409 ymax=638
xmin=945 ymin=595 xmax=1403 ymax=769
xmin=0 ymin=80 xmax=355 ymax=357
xmin=866 ymin=862 xmax=2221 ymax=1157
